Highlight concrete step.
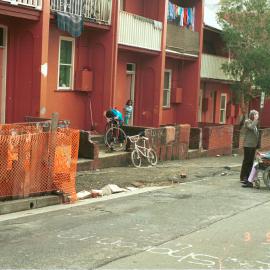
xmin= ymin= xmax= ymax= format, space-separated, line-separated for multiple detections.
xmin=90 ymin=134 xmax=104 ymax=145
xmin=77 ymin=150 xmax=131 ymax=171
xmin=0 ymin=195 xmax=61 ymax=215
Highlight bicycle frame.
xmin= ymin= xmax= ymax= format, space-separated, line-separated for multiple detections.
xmin=130 ymin=135 xmax=151 ymax=158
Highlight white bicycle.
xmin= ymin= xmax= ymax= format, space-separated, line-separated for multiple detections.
xmin=128 ymin=134 xmax=158 ymax=168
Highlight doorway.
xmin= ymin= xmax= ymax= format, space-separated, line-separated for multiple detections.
xmin=126 ymin=63 xmax=136 ymax=125
xmin=0 ymin=26 xmax=7 ymax=124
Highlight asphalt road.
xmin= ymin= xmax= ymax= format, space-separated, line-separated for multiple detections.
xmin=1 ymin=167 xmax=270 ymax=269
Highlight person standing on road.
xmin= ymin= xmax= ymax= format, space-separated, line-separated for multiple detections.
xmin=240 ymin=110 xmax=260 ymax=188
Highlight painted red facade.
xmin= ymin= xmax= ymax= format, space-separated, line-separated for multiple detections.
xmin=3 ymin=0 xmax=261 ymax=133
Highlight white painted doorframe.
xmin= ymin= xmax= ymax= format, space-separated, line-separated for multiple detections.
xmin=0 ymin=25 xmax=7 ymax=124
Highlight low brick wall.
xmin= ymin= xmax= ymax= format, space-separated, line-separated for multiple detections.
xmin=189 ymin=128 xmax=201 ymax=149
xmin=233 ymin=125 xmax=241 ymax=149
xmin=144 ymin=124 xmax=191 ymax=161
xmin=239 ymin=128 xmax=270 ymax=151
xmin=202 ymin=125 xmax=233 ymax=156
xmin=78 ymin=131 xmax=98 ymax=159
xmin=259 ymin=128 xmax=270 ymax=150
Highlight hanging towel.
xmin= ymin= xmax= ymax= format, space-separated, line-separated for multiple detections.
xmin=56 ymin=12 xmax=84 ymax=37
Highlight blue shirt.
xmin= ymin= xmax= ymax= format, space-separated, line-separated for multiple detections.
xmin=111 ymin=109 xmax=123 ymax=122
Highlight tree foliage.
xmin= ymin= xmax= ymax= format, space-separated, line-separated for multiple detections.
xmin=218 ymin=0 xmax=270 ymax=101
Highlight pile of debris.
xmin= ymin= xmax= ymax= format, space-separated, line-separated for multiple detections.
xmin=76 ymin=183 xmax=143 ymax=200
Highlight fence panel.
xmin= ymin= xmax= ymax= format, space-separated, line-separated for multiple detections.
xmin=0 ymin=123 xmax=79 ymax=202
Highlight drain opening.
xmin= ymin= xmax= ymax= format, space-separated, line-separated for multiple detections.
xmin=30 ymin=202 xmax=34 ymax=209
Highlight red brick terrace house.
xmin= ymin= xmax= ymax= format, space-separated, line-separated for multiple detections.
xmin=113 ymin=0 xmax=203 ymax=128
xmin=0 ymin=0 xmax=203 ymax=132
xmin=199 ymin=5 xmax=240 ymax=126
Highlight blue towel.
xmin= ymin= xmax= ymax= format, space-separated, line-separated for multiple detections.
xmin=56 ymin=12 xmax=83 ymax=38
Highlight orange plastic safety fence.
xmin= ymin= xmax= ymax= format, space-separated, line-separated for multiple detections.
xmin=0 ymin=125 xmax=79 ymax=202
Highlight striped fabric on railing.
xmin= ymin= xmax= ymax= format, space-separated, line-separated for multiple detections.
xmin=1 ymin=0 xmax=42 ymax=9
xmin=50 ymin=0 xmax=112 ymax=25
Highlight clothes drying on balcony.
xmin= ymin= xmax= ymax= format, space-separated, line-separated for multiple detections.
xmin=168 ymin=1 xmax=195 ymax=31
xmin=56 ymin=12 xmax=84 ymax=37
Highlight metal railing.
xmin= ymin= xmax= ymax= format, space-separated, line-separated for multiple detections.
xmin=50 ymin=0 xmax=112 ymax=25
xmin=1 ymin=0 xmax=42 ymax=9
xmin=118 ymin=10 xmax=163 ymax=51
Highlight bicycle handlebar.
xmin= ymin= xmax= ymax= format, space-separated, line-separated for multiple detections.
xmin=128 ymin=135 xmax=149 ymax=143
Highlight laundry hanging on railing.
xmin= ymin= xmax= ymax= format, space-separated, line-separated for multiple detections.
xmin=56 ymin=12 xmax=84 ymax=37
xmin=168 ymin=1 xmax=195 ymax=31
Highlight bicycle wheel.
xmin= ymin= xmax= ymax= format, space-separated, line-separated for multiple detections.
xmin=104 ymin=127 xmax=127 ymax=151
xmin=263 ymin=167 xmax=270 ymax=189
xmin=131 ymin=150 xmax=141 ymax=167
xmin=147 ymin=149 xmax=158 ymax=166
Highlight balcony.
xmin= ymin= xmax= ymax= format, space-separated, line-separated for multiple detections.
xmin=201 ymin=54 xmax=234 ymax=81
xmin=166 ymin=23 xmax=199 ymax=56
xmin=50 ymin=0 xmax=112 ymax=25
xmin=118 ymin=10 xmax=163 ymax=52
xmin=1 ymin=0 xmax=42 ymax=9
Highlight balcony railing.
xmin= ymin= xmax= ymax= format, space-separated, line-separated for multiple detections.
xmin=50 ymin=0 xmax=112 ymax=25
xmin=166 ymin=23 xmax=199 ymax=56
xmin=118 ymin=10 xmax=163 ymax=51
xmin=201 ymin=54 xmax=234 ymax=81
xmin=1 ymin=0 xmax=42 ymax=9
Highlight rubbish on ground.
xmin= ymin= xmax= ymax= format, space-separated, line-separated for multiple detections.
xmin=91 ymin=189 xmax=103 ymax=198
xmin=101 ymin=184 xmax=125 ymax=195
xmin=216 ymin=155 xmax=221 ymax=157
xmin=77 ymin=190 xmax=91 ymax=200
xmin=180 ymin=173 xmax=187 ymax=178
xmin=131 ymin=181 xmax=144 ymax=188
xmin=108 ymin=184 xmax=125 ymax=193
xmin=101 ymin=185 xmax=112 ymax=196
xmin=232 ymin=154 xmax=238 ymax=157
xmin=224 ymin=166 xmax=231 ymax=170
xmin=221 ymin=172 xmax=227 ymax=176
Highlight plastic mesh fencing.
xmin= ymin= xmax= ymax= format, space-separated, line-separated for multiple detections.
xmin=0 ymin=123 xmax=79 ymax=202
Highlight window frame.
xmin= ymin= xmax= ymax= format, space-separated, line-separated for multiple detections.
xmin=57 ymin=36 xmax=75 ymax=91
xmin=219 ymin=93 xmax=227 ymax=124
xmin=163 ymin=69 xmax=172 ymax=108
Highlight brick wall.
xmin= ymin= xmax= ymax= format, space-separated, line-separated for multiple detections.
xmin=144 ymin=124 xmax=191 ymax=161
xmin=233 ymin=125 xmax=241 ymax=149
xmin=239 ymin=128 xmax=270 ymax=151
xmin=260 ymin=128 xmax=270 ymax=150
xmin=202 ymin=125 xmax=233 ymax=156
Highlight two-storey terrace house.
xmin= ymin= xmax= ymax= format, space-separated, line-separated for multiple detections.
xmin=0 ymin=0 xmax=204 ymax=132
xmin=199 ymin=4 xmax=240 ymax=125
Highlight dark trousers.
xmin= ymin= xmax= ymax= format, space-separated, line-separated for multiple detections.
xmin=240 ymin=147 xmax=256 ymax=181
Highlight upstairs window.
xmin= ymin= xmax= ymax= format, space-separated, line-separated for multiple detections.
xmin=220 ymin=93 xmax=227 ymax=124
xmin=163 ymin=70 xmax=172 ymax=108
xmin=58 ymin=37 xmax=75 ymax=90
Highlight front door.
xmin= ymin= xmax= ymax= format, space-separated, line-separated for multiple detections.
xmin=126 ymin=63 xmax=136 ymax=125
xmin=0 ymin=26 xmax=7 ymax=124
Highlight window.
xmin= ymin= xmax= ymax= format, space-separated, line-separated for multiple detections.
xmin=58 ymin=37 xmax=75 ymax=90
xmin=163 ymin=70 xmax=172 ymax=108
xmin=220 ymin=93 xmax=227 ymax=124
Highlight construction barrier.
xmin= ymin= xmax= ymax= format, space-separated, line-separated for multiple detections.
xmin=0 ymin=123 xmax=79 ymax=202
